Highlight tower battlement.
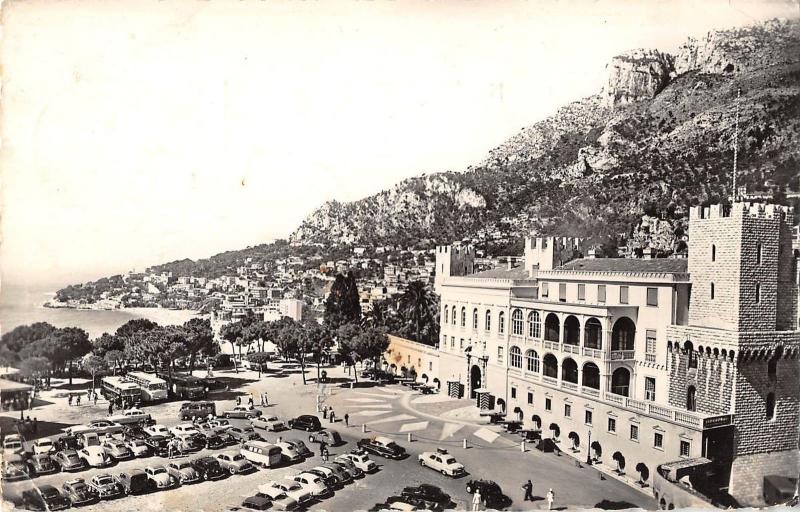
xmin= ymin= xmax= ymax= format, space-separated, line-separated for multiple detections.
xmin=524 ymin=236 xmax=584 ymax=273
xmin=690 ymin=202 xmax=794 ymax=225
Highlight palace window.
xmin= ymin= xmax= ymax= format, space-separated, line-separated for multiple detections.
xmin=766 ymin=392 xmax=776 ymax=420
xmin=630 ymin=425 xmax=639 ymax=441
xmin=527 ymin=392 xmax=533 ymax=404
xmin=756 ymin=243 xmax=762 ymax=265
xmin=584 ymin=410 xmax=593 ymax=425
xmin=598 ymin=285 xmax=606 ymax=303
xmin=710 ymin=283 xmax=715 ymax=300
xmin=511 ymin=310 xmax=524 ymax=336
xmin=559 ymin=283 xmax=567 ymax=302
xmin=646 ymin=330 xmax=657 ymax=361
xmin=511 ymin=387 xmax=516 ymax=399
xmin=460 ymin=307 xmax=466 ymax=327
xmin=578 ymin=284 xmax=586 ymax=301
xmin=564 ymin=404 xmax=571 ymax=418
xmin=755 ymin=283 xmax=761 ymax=303
xmin=680 ymin=441 xmax=690 ymax=458
xmin=620 ymin=286 xmax=629 ymax=304
xmin=686 ymin=386 xmax=697 ymax=412
xmin=541 ymin=282 xmax=549 ymax=298
xmin=473 ymin=309 xmax=479 ymax=330
xmin=485 ymin=310 xmax=491 ymax=332
xmin=711 ymin=244 xmax=716 ymax=262
xmin=528 ymin=311 xmax=541 ymax=338
xmin=647 ymin=287 xmax=658 ymax=306
xmin=451 ymin=306 xmax=457 ymax=325
xmin=498 ymin=312 xmax=505 ymax=334
xmin=608 ymin=417 xmax=616 ymax=433
xmin=654 ymin=432 xmax=664 ymax=449
xmin=525 ymin=350 xmax=540 ymax=373
xmin=509 ymin=346 xmax=522 ymax=368
xmin=545 ymin=398 xmax=552 ymax=411
xmin=645 ymin=377 xmax=656 ymax=401
xmin=497 ymin=346 xmax=503 ymax=364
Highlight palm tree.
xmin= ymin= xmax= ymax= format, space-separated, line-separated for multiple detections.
xmin=398 ymin=281 xmax=438 ymax=344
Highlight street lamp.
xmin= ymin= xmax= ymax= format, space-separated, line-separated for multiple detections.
xmin=586 ymin=430 xmax=593 ymax=465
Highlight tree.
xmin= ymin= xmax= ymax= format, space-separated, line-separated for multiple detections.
xmin=159 ymin=326 xmax=189 ymax=395
xmin=181 ymin=318 xmax=217 ymax=373
xmin=104 ymin=350 xmax=125 ymax=375
xmin=303 ymin=322 xmax=332 ymax=383
xmin=92 ymin=332 xmax=124 ymax=358
xmin=354 ymin=327 xmax=390 ymax=371
xmin=336 ymin=323 xmax=363 ymax=382
xmin=0 ymin=322 xmax=57 ymax=354
xmin=247 ymin=352 xmax=271 ymax=378
xmin=18 ymin=356 xmax=51 ymax=383
xmin=82 ymin=354 xmax=108 ymax=390
xmin=219 ymin=322 xmax=244 ymax=373
xmin=324 ymin=272 xmax=362 ymax=330
xmin=115 ymin=318 xmax=158 ymax=338
xmin=397 ymin=281 xmax=439 ymax=345
xmin=56 ymin=327 xmax=92 ymax=385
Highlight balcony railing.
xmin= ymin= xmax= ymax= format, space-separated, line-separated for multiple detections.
xmin=645 ymin=353 xmax=657 ymax=363
xmin=606 ymin=393 xmax=624 ymax=405
xmin=543 ymin=340 xmax=560 ymax=351
xmin=610 ymin=350 xmax=635 ymax=360
xmin=561 ymin=381 xmax=578 ymax=392
xmin=562 ymin=344 xmax=580 ymax=354
xmin=542 ymin=375 xmax=558 ymax=386
xmin=581 ymin=386 xmax=600 ymax=398
xmin=626 ymin=397 xmax=647 ymax=413
xmin=582 ymin=347 xmax=602 ymax=359
xmin=648 ymin=403 xmax=673 ymax=419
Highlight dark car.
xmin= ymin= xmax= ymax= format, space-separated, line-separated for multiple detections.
xmin=241 ymin=494 xmax=273 ymax=510
xmin=54 ymin=449 xmax=87 ymax=472
xmin=2 ymin=454 xmax=30 ymax=481
xmin=306 ymin=468 xmax=339 ymax=489
xmin=402 ymin=484 xmax=452 ymax=510
xmin=29 ymin=453 xmax=59 ymax=475
xmin=465 ymin=479 xmax=509 ymax=509
xmin=357 ymin=437 xmax=406 ymax=459
xmin=54 ymin=435 xmax=81 ymax=452
xmin=144 ymin=435 xmax=171 ymax=457
xmin=116 ymin=469 xmax=150 ymax=495
xmin=22 ymin=485 xmax=71 ymax=511
xmin=368 ymin=496 xmax=418 ymax=512
xmin=308 ymin=429 xmax=343 ymax=446
xmin=62 ymin=478 xmax=99 ymax=506
xmin=202 ymin=433 xmax=226 ymax=450
xmin=192 ymin=456 xmax=227 ymax=481
xmin=123 ymin=424 xmax=149 ymax=441
xmin=288 ymin=415 xmax=322 ymax=432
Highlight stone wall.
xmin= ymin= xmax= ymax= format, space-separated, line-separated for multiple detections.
xmin=385 ymin=335 xmax=439 ymax=381
xmin=728 ymin=449 xmax=800 ymax=506
xmin=667 ymin=347 xmax=735 ymax=416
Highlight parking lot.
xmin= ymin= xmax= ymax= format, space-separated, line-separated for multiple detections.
xmin=1 ymin=362 xmax=656 ymax=511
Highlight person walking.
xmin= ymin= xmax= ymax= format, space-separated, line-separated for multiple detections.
xmin=248 ymin=395 xmax=254 ymax=407
xmin=522 ymin=480 xmax=534 ymax=502
xmin=329 ymin=410 xmax=336 ymax=423
xmin=322 ymin=446 xmax=329 ymax=462
xmin=236 ymin=396 xmax=242 ymax=406
xmin=76 ymin=395 xmax=81 ymax=406
xmin=108 ymin=403 xmax=114 ymax=416
xmin=322 ymin=406 xmax=328 ymax=419
xmin=344 ymin=413 xmax=349 ymax=427
xmin=93 ymin=393 xmax=98 ymax=406
xmin=546 ymin=488 xmax=555 ymax=510
xmin=472 ymin=489 xmax=482 ymax=511
xmin=33 ymin=417 xmax=38 ymax=435
xmin=68 ymin=395 xmax=73 ymax=407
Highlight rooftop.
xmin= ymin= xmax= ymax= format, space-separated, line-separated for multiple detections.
xmin=0 ymin=378 xmax=33 ymax=393
xmin=554 ymin=258 xmax=688 ymax=274
xmin=466 ymin=266 xmax=532 ymax=280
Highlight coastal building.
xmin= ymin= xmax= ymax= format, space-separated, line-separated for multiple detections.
xmin=433 ymin=202 xmax=799 ymax=507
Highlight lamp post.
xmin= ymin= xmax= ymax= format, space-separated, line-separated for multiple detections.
xmin=586 ymin=430 xmax=593 ymax=465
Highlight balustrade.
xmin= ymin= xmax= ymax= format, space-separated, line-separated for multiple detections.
xmin=581 ymin=386 xmax=600 ymax=398
xmin=674 ymin=411 xmax=701 ymax=427
xmin=561 ymin=381 xmax=578 ymax=392
xmin=542 ymin=375 xmax=558 ymax=386
xmin=625 ymin=397 xmax=647 ymax=413
xmin=648 ymin=403 xmax=673 ymax=419
xmin=605 ymin=393 xmax=624 ymax=405
xmin=610 ymin=350 xmax=635 ymax=360
xmin=582 ymin=347 xmax=602 ymax=359
xmin=563 ymin=344 xmax=579 ymax=355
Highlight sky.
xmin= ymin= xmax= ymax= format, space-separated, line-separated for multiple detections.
xmin=2 ymin=0 xmax=798 ymax=289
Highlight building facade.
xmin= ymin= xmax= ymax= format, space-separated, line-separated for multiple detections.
xmin=435 ymin=202 xmax=799 ymax=507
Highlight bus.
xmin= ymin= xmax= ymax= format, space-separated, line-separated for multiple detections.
xmin=160 ymin=373 xmax=207 ymax=400
xmin=100 ymin=376 xmax=142 ymax=404
xmin=124 ymin=372 xmax=168 ymax=402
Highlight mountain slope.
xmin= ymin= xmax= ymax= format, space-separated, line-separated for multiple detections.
xmin=290 ymin=18 xmax=800 ymax=249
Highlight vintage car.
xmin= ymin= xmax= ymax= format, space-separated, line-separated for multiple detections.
xmin=125 ymin=438 xmax=151 ymax=457
xmin=54 ymin=449 xmax=86 ymax=472
xmin=307 ymin=466 xmax=342 ymax=489
xmin=240 ymin=494 xmax=272 ymax=511
xmin=32 ymin=437 xmax=57 ymax=455
xmin=330 ymin=457 xmax=364 ymax=479
xmin=287 ymin=415 xmax=321 ymax=432
xmin=192 ymin=456 xmax=227 ymax=480
xmin=228 ymin=425 xmax=262 ymax=443
xmin=2 ymin=454 xmax=30 ymax=481
xmin=357 ymin=436 xmax=406 ymax=459
xmin=62 ymin=478 xmax=99 ymax=506
xmin=21 ymin=485 xmax=71 ymax=511
xmin=88 ymin=473 xmax=124 ymax=500
xmin=79 ymin=446 xmax=111 ymax=468
xmin=144 ymin=465 xmax=178 ymax=490
xmin=2 ymin=434 xmax=25 ymax=456
xmin=262 ymin=480 xmax=314 ymax=506
xmin=284 ymin=439 xmax=313 ymax=458
xmin=222 ymin=405 xmax=262 ymax=419
xmin=290 ymin=472 xmax=332 ymax=498
xmin=144 ymin=435 xmax=171 ymax=457
xmin=115 ymin=469 xmax=150 ymax=495
xmin=29 ymin=453 xmax=59 ymax=475
xmin=208 ymin=418 xmax=233 ymax=431
xmin=465 ymin=479 xmax=509 ymax=509
xmin=252 ymin=415 xmax=286 ymax=432
xmin=200 ymin=433 xmax=226 ymax=450
xmin=169 ymin=423 xmax=200 ymax=438
xmin=401 ymin=484 xmax=452 ymax=511
xmin=216 ymin=451 xmax=254 ymax=475
xmin=167 ymin=460 xmax=202 ymax=484
xmin=102 ymin=438 xmax=134 ymax=461
xmin=307 ymin=429 xmax=343 ymax=446
xmin=275 ymin=442 xmax=304 ymax=463
xmin=321 ymin=463 xmax=354 ymax=484
xmin=252 ymin=488 xmax=299 ymax=511
xmin=143 ymin=424 xmax=171 ymax=438
xmin=88 ymin=419 xmax=125 ymax=436
xmin=339 ymin=450 xmax=378 ymax=473
xmin=418 ymin=448 xmax=465 ymax=477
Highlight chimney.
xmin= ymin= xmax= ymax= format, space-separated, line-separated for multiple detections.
xmin=587 ymin=248 xmax=598 ymax=259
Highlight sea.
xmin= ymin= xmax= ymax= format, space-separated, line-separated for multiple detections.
xmin=0 ymin=283 xmax=199 ymax=339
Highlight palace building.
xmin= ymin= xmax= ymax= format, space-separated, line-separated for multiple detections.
xmin=434 ymin=202 xmax=800 ymax=507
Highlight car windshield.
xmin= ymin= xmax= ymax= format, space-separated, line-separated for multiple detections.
xmin=72 ymin=482 xmax=87 ymax=491
xmin=443 ymin=457 xmax=457 ymax=464
xmin=178 ymin=463 xmax=193 ymax=469
xmin=41 ymin=488 xmax=59 ymax=498
xmin=152 ymin=468 xmax=166 ymax=475
xmin=386 ymin=442 xmax=400 ymax=449
xmin=131 ymin=440 xmax=145 ymax=446
xmin=96 ymin=476 xmax=113 ymax=485
xmin=38 ymin=440 xmax=53 ymax=447
xmin=232 ymin=454 xmax=245 ymax=461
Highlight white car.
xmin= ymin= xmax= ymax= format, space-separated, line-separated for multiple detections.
xmin=145 ymin=465 xmax=177 ymax=489
xmin=208 ymin=419 xmax=232 ymax=431
xmin=78 ymin=446 xmax=110 ymax=468
xmin=169 ymin=423 xmax=200 ymax=438
xmin=339 ymin=452 xmax=378 ymax=473
xmin=32 ymin=438 xmax=56 ymax=455
xmin=252 ymin=415 xmax=286 ymax=432
xmin=144 ymin=424 xmax=171 ymax=438
xmin=88 ymin=420 xmax=125 ymax=435
xmin=255 ymin=485 xmax=300 ymax=510
xmin=125 ymin=438 xmax=151 ymax=457
xmin=2 ymin=434 xmax=24 ymax=455
xmin=291 ymin=472 xmax=331 ymax=498
xmin=275 ymin=442 xmax=303 ymax=463
xmin=418 ymin=449 xmax=465 ymax=477
xmin=265 ymin=480 xmax=314 ymax=506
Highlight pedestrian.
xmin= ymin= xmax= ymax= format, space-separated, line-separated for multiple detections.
xmin=523 ymin=479 xmax=534 ymax=502
xmin=207 ymin=413 xmax=214 ymax=422
xmin=262 ymin=392 xmax=269 ymax=406
xmin=248 ymin=395 xmax=254 ymax=407
xmin=33 ymin=417 xmax=38 ymax=435
xmin=322 ymin=406 xmax=328 ymax=419
xmin=546 ymin=488 xmax=555 ymax=510
xmin=322 ymin=446 xmax=329 ymax=462
xmin=108 ymin=403 xmax=114 ymax=416
xmin=319 ymin=441 xmax=327 ymax=457
xmin=68 ymin=395 xmax=73 ymax=406
xmin=87 ymin=389 xmax=92 ymax=400
xmin=344 ymin=413 xmax=349 ymax=427
xmin=276 ymin=436 xmax=282 ymax=444
xmin=76 ymin=395 xmax=81 ymax=406
xmin=168 ymin=440 xmax=175 ymax=459
xmin=93 ymin=394 xmax=98 ymax=406
xmin=472 ymin=489 xmax=482 ymax=511
xmin=329 ymin=410 xmax=335 ymax=423
xmin=236 ymin=396 xmax=242 ymax=406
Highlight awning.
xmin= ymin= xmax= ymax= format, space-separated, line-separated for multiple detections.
xmin=661 ymin=457 xmax=712 ymax=481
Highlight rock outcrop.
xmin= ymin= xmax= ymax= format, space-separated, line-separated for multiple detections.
xmin=601 ymin=49 xmax=675 ymax=107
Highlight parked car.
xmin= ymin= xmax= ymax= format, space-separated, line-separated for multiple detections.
xmin=144 ymin=424 xmax=171 ymax=438
xmin=54 ymin=434 xmax=81 ymax=452
xmin=2 ymin=434 xmax=25 ymax=455
xmin=331 ymin=458 xmax=364 ymax=479
xmin=216 ymin=451 xmax=255 ymax=474
xmin=21 ymin=485 xmax=71 ymax=511
xmin=322 ymin=462 xmax=353 ymax=484
xmin=32 ymin=437 xmax=56 ymax=455
xmin=2 ymin=454 xmax=30 ymax=481
xmin=77 ymin=432 xmax=101 ymax=449
xmin=253 ymin=488 xmax=299 ymax=511
xmin=62 ymin=478 xmax=99 ymax=506
xmin=357 ymin=436 xmax=406 ymax=459
xmin=144 ymin=465 xmax=178 ymax=490
xmin=54 ymin=449 xmax=86 ymax=472
xmin=170 ymin=423 xmax=200 ymax=438
xmin=192 ymin=456 xmax=227 ymax=481
xmin=418 ymin=448 xmax=465 ymax=477
xmin=285 ymin=439 xmax=313 ymax=458
xmin=208 ymin=418 xmax=233 ymax=431
xmin=178 ymin=401 xmax=216 ymax=420
xmin=369 ymin=496 xmax=419 ymax=511
xmin=275 ymin=442 xmax=303 ymax=463
xmin=339 ymin=450 xmax=378 ymax=473
xmin=29 ymin=453 xmax=59 ymax=475
xmin=102 ymin=438 xmax=134 ymax=461
xmin=263 ymin=480 xmax=314 ymax=507
xmin=175 ymin=435 xmax=201 ymax=453
xmin=167 ymin=460 xmax=202 ymax=484
xmin=108 ymin=408 xmax=152 ymax=426
xmin=465 ymin=479 xmax=508 ymax=509
xmin=288 ymin=415 xmax=322 ymax=432
xmin=308 ymin=429 xmax=343 ymax=446
xmin=223 ymin=405 xmax=262 ymax=419
xmin=122 ymin=424 xmax=148 ymax=441
xmin=307 ymin=466 xmax=342 ymax=489
xmin=144 ymin=435 xmax=171 ymax=457
xmin=240 ymin=494 xmax=272 ymax=511
xmin=401 ymin=484 xmax=452 ymax=511
xmin=252 ymin=415 xmax=286 ymax=432
xmin=125 ymin=438 xmax=151 ymax=457
xmin=291 ymin=472 xmax=332 ymax=498
xmin=115 ymin=469 xmax=150 ymax=495
xmin=79 ymin=446 xmax=110 ymax=468
xmin=229 ymin=425 xmax=262 ymax=442
xmin=88 ymin=473 xmax=124 ymax=500
xmin=88 ymin=419 xmax=125 ymax=436
xmin=201 ymin=433 xmax=226 ymax=450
